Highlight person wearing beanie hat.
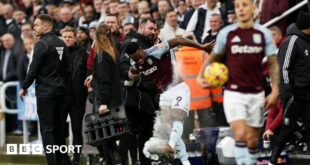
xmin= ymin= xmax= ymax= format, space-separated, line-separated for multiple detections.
xmin=76 ymin=25 xmax=92 ymax=51
xmin=270 ymin=11 xmax=310 ymax=165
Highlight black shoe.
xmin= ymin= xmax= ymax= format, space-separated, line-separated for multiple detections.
xmin=270 ymin=146 xmax=282 ymax=165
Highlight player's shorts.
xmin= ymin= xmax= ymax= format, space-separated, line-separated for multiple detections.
xmin=223 ymin=90 xmax=265 ymax=128
xmin=160 ymin=82 xmax=190 ymax=114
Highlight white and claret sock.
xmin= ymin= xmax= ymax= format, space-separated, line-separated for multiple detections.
xmin=169 ymin=121 xmax=183 ymax=149
xmin=248 ymin=147 xmax=259 ymax=165
xmin=234 ymin=141 xmax=248 ymax=165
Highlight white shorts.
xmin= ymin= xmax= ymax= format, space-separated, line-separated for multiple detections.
xmin=160 ymin=82 xmax=190 ymax=114
xmin=223 ymin=90 xmax=265 ymax=128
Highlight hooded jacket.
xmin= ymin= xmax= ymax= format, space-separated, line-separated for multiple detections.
xmin=278 ymin=23 xmax=310 ymax=106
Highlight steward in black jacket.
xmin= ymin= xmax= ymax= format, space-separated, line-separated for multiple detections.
xmin=22 ymin=32 xmax=68 ymax=96
xmin=20 ymin=15 xmax=69 ymax=165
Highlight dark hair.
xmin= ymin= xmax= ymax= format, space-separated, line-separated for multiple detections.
xmin=140 ymin=18 xmax=157 ymax=25
xmin=36 ymin=14 xmax=53 ymax=26
xmin=164 ymin=8 xmax=175 ymax=18
xmin=124 ymin=40 xmax=140 ymax=55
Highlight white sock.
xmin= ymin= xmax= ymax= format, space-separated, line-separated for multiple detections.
xmin=248 ymin=147 xmax=258 ymax=165
xmin=234 ymin=141 xmax=248 ymax=165
xmin=182 ymin=160 xmax=191 ymax=165
xmin=169 ymin=121 xmax=183 ymax=149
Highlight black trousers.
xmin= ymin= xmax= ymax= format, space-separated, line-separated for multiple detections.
xmin=271 ymin=98 xmax=310 ymax=164
xmin=36 ymin=94 xmax=63 ymax=165
xmin=125 ymin=106 xmax=155 ymax=165
xmin=59 ymin=100 xmax=86 ymax=164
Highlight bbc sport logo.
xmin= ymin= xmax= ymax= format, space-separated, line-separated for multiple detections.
xmin=7 ymin=144 xmax=82 ymax=155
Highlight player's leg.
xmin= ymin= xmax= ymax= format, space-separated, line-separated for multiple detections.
xmin=175 ymin=139 xmax=191 ymax=165
xmin=223 ymin=90 xmax=248 ymax=165
xmin=245 ymin=91 xmax=265 ymax=165
xmin=245 ymin=126 xmax=260 ymax=165
xmin=230 ymin=120 xmax=248 ymax=165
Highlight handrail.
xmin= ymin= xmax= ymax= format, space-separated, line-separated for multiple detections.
xmin=263 ymin=0 xmax=308 ymax=28
xmin=0 ymin=81 xmax=19 ymax=114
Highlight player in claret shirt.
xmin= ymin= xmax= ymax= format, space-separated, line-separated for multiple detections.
xmin=196 ymin=0 xmax=280 ymax=164
xmin=124 ymin=38 xmax=213 ymax=164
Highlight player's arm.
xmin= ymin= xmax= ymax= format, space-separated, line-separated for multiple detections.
xmin=196 ymin=29 xmax=227 ymax=88
xmin=264 ymin=29 xmax=280 ymax=109
xmin=266 ymin=55 xmax=280 ymax=109
xmin=167 ymin=38 xmax=214 ymax=52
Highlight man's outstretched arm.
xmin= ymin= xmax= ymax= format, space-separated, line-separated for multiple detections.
xmin=167 ymin=38 xmax=214 ymax=52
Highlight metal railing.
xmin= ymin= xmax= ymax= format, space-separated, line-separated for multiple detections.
xmin=263 ymin=0 xmax=308 ymax=28
xmin=0 ymin=81 xmax=19 ymax=147
xmin=0 ymin=81 xmax=73 ymax=147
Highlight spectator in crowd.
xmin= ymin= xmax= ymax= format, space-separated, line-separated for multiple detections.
xmin=13 ymin=10 xmax=27 ymax=27
xmin=19 ymin=14 xmax=69 ymax=165
xmin=92 ymin=23 xmax=123 ymax=165
xmin=139 ymin=11 xmax=152 ymax=23
xmin=270 ymin=26 xmax=285 ymax=49
xmin=150 ymin=5 xmax=160 ymax=22
xmin=0 ymin=33 xmax=20 ymax=133
xmin=78 ymin=4 xmax=95 ymax=27
xmin=176 ymin=0 xmax=188 ymax=24
xmin=159 ymin=9 xmax=194 ymax=41
xmin=109 ymin=0 xmax=120 ymax=15
xmin=18 ymin=36 xmax=34 ymax=87
xmin=123 ymin=22 xmax=136 ymax=34
xmin=138 ymin=1 xmax=151 ymax=15
xmin=203 ymin=13 xmax=223 ymax=44
xmin=0 ymin=1 xmax=6 ymax=36
xmin=72 ymin=4 xmax=84 ymax=20
xmin=105 ymin=14 xmax=125 ymax=51
xmin=93 ymin=0 xmax=103 ymax=20
xmin=119 ymin=2 xmax=135 ymax=26
xmin=271 ymin=11 xmax=310 ymax=165
xmin=88 ymin=21 xmax=98 ymax=42
xmin=20 ymin=23 xmax=33 ymax=39
xmin=260 ymin=0 xmax=289 ymax=35
xmin=157 ymin=0 xmax=173 ymax=28
xmin=119 ymin=18 xmax=160 ymax=165
xmin=224 ymin=8 xmax=236 ymax=26
xmin=76 ymin=26 xmax=92 ymax=51
xmin=60 ymin=26 xmax=88 ymax=165
xmin=196 ymin=0 xmax=279 ymax=164
xmin=129 ymin=0 xmax=140 ymax=18
xmin=55 ymin=7 xmax=78 ymax=34
xmin=180 ymin=0 xmax=204 ymax=29
xmin=186 ymin=0 xmax=224 ymax=44
xmin=62 ymin=0 xmax=75 ymax=9
xmin=3 ymin=4 xmax=21 ymax=38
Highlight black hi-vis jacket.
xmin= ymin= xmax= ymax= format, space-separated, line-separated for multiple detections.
xmin=22 ymin=32 xmax=68 ymax=97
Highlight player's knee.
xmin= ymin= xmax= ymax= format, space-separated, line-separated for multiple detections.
xmin=247 ymin=135 xmax=259 ymax=148
xmin=234 ymin=130 xmax=246 ymax=141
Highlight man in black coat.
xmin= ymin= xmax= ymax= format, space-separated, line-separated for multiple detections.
xmin=59 ymin=26 xmax=88 ymax=165
xmin=19 ymin=14 xmax=69 ymax=165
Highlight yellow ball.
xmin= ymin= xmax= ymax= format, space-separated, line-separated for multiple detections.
xmin=203 ymin=62 xmax=229 ymax=87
